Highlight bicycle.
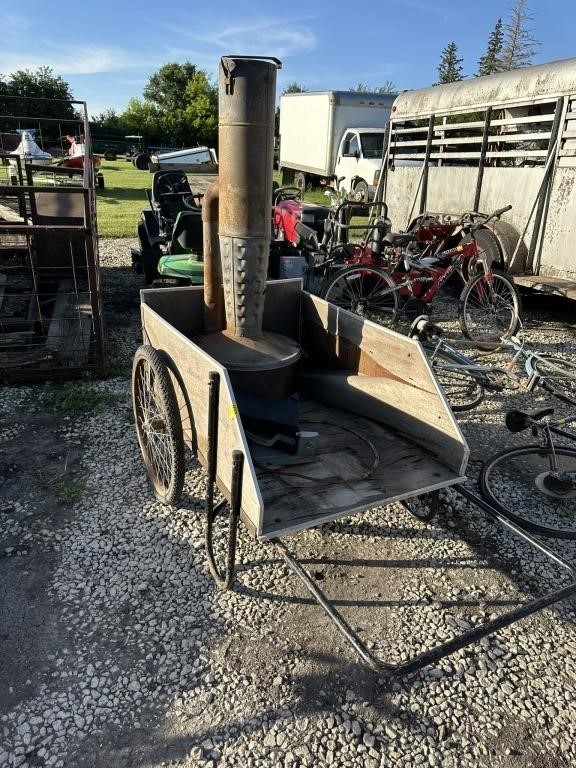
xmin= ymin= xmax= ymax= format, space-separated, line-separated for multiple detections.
xmin=480 ymin=408 xmax=576 ymax=539
xmin=321 ymin=206 xmax=522 ymax=346
xmin=410 ymin=316 xmax=576 ymax=412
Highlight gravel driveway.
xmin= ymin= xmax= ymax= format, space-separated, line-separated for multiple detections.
xmin=1 ymin=239 xmax=575 ymax=768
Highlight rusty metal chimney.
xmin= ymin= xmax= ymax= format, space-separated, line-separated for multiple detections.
xmin=197 ymin=55 xmax=300 ymax=396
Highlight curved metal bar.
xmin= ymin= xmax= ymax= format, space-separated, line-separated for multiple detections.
xmin=273 ymin=485 xmax=576 ymax=676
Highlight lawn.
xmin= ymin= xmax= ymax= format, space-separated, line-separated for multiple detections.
xmin=95 ymin=161 xmax=342 ymax=238
xmin=96 ymin=159 xmax=151 ymax=238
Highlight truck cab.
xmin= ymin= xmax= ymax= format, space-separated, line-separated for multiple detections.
xmin=335 ymin=128 xmax=386 ymax=201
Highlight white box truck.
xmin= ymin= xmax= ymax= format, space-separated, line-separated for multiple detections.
xmin=279 ymin=90 xmax=395 ymax=201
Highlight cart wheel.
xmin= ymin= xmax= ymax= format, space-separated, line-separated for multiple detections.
xmin=401 ymin=490 xmax=439 ymax=522
xmin=132 ymin=345 xmax=185 ymax=505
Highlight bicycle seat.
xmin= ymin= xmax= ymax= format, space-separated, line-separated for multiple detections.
xmin=383 ymin=232 xmax=418 ymax=247
xmin=505 ymin=407 xmax=555 ymax=433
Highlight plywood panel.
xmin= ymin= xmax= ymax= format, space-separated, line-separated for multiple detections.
xmin=141 ymin=303 xmax=264 ymax=535
xmin=300 ymin=293 xmax=468 ymax=476
xmin=258 ymin=399 xmax=464 ymax=538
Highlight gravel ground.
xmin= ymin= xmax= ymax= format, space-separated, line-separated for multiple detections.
xmin=1 ymin=238 xmax=576 ymax=768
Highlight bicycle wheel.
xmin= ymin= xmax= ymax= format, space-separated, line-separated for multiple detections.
xmin=132 ymin=345 xmax=185 ymax=505
xmin=321 ymin=266 xmax=400 ymax=326
xmin=459 ymin=270 xmax=521 ymax=346
xmin=532 ymin=355 xmax=576 ymax=407
xmin=423 ymin=345 xmax=485 ymax=412
xmin=480 ymin=444 xmax=576 ymax=539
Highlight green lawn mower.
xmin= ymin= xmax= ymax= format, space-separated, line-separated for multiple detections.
xmin=131 ymin=170 xmax=205 ymax=286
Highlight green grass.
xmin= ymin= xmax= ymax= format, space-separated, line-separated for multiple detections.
xmin=95 ymin=162 xmax=358 ymax=239
xmin=41 ymin=382 xmax=121 ymax=416
xmin=96 ymin=159 xmax=151 ymax=237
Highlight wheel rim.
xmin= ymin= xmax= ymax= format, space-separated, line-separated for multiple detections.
xmin=463 ymin=274 xmax=518 ymax=341
xmin=324 ymin=268 xmax=397 ymax=323
xmin=534 ymin=356 xmax=576 ymax=406
xmin=134 ymin=356 xmax=177 ymax=498
xmin=482 ymin=446 xmax=576 ymax=537
xmin=432 ymin=365 xmax=484 ymax=411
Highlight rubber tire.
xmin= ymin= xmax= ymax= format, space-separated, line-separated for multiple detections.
xmin=97 ymin=175 xmax=105 ymax=190
xmin=401 ymin=490 xmax=439 ymax=522
xmin=532 ymin=355 xmax=576 ymax=407
xmin=459 ymin=270 xmax=521 ymax=347
xmin=295 ymin=172 xmax=307 ymax=194
xmin=463 ymin=228 xmax=502 ymax=281
xmin=480 ymin=445 xmax=576 ymax=539
xmin=422 ymin=344 xmax=485 ymax=412
xmin=321 ymin=266 xmax=400 ymax=326
xmin=353 ymin=179 xmax=369 ymax=203
xmin=134 ymin=152 xmax=151 ymax=171
xmin=104 ymin=151 xmax=117 ymax=161
xmin=132 ymin=345 xmax=185 ymax=505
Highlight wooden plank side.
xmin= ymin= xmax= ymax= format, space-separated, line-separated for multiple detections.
xmin=46 ymin=280 xmax=92 ymax=365
xmin=300 ymin=292 xmax=468 ymax=476
xmin=140 ymin=303 xmax=264 ymax=535
xmin=141 ymin=286 xmax=205 ymax=339
xmin=140 ymin=279 xmax=301 ymax=343
xmin=298 ymin=371 xmax=465 ymax=475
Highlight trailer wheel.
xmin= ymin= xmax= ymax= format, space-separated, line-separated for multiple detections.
xmin=132 ymin=345 xmax=185 ymax=505
xmin=295 ymin=172 xmax=307 ymax=193
xmin=353 ymin=179 xmax=369 ymax=203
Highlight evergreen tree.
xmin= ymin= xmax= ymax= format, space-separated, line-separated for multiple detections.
xmin=435 ymin=42 xmax=464 ymax=84
xmin=478 ymin=19 xmax=504 ymax=76
xmin=498 ymin=0 xmax=539 ymax=71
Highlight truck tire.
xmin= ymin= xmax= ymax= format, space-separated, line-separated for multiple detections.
xmin=134 ymin=152 xmax=151 ymax=171
xmin=295 ymin=172 xmax=307 ymax=194
xmin=353 ymin=179 xmax=369 ymax=203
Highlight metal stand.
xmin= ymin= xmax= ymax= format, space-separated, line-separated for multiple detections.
xmin=201 ymin=370 xmax=576 ymax=672
xmin=204 ymin=372 xmax=243 ymax=590
xmin=273 ymin=484 xmax=576 ymax=676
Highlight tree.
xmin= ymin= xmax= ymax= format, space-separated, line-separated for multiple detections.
xmin=283 ymin=81 xmax=308 ymax=94
xmin=349 ymin=81 xmax=398 ymax=94
xmin=125 ymin=61 xmax=218 ymax=147
xmin=0 ymin=67 xmax=78 ymax=133
xmin=435 ymin=42 xmax=464 ymax=84
xmin=478 ymin=19 xmax=504 ymax=76
xmin=498 ymin=0 xmax=539 ymax=71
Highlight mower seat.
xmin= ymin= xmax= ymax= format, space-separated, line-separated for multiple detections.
xmin=171 ymin=211 xmax=203 ymax=255
xmin=151 ymin=170 xmax=192 ymax=207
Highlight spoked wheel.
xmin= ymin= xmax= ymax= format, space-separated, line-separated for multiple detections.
xmin=424 ymin=347 xmax=485 ymax=412
xmin=459 ymin=270 xmax=521 ymax=347
xmin=401 ymin=490 xmax=439 ymax=522
xmin=531 ymin=355 xmax=576 ymax=407
xmin=132 ymin=345 xmax=185 ymax=505
xmin=480 ymin=445 xmax=576 ymax=539
xmin=321 ymin=266 xmax=400 ymax=326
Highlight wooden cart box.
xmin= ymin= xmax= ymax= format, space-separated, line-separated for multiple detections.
xmin=140 ymin=279 xmax=468 ymax=539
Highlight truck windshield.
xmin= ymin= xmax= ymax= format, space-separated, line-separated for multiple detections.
xmin=360 ymin=133 xmax=385 ymax=159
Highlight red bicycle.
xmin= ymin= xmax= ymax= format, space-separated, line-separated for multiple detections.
xmin=321 ymin=206 xmax=522 ymax=345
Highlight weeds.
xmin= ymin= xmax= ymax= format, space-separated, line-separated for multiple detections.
xmin=35 ymin=452 xmax=87 ymax=506
xmin=41 ymin=382 xmax=120 ymax=416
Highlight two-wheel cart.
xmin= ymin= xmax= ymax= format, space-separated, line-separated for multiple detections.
xmin=133 ymin=54 xmax=575 ymax=677
xmin=132 ymin=280 xmax=576 ymax=676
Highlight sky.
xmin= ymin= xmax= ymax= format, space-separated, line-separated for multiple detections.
xmin=1 ymin=0 xmax=575 ymax=119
